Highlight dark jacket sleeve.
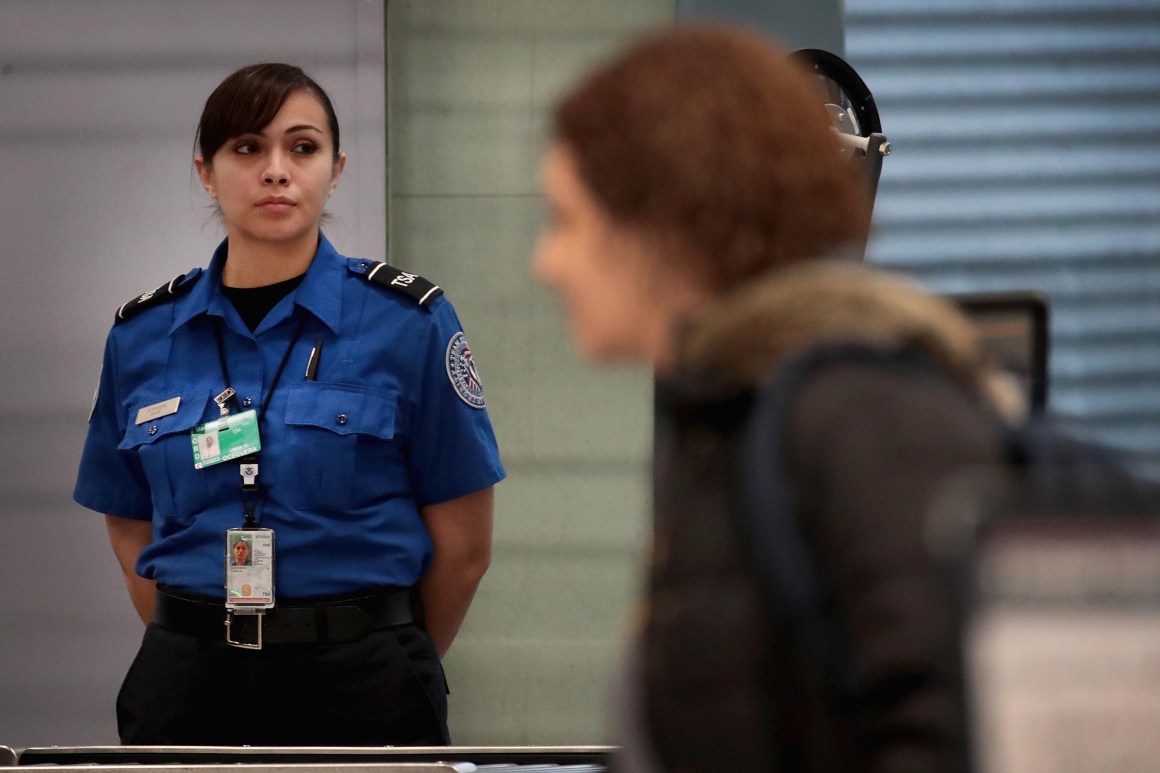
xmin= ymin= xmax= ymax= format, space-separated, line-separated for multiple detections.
xmin=783 ymin=360 xmax=1003 ymax=773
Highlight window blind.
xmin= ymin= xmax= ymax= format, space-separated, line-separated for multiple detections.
xmin=846 ymin=0 xmax=1160 ymax=476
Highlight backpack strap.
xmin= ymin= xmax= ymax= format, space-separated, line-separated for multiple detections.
xmin=739 ymin=343 xmax=945 ymax=702
xmin=1001 ymin=411 xmax=1151 ymax=506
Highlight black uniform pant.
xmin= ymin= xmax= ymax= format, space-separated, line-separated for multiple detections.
xmin=117 ymin=622 xmax=449 ymax=746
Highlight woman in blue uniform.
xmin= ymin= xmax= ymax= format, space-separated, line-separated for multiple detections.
xmin=74 ymin=63 xmax=505 ymax=746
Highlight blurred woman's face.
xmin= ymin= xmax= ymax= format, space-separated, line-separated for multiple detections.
xmin=534 ymin=142 xmax=676 ymax=366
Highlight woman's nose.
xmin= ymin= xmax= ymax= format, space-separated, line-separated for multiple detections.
xmin=262 ymin=152 xmax=289 ymax=185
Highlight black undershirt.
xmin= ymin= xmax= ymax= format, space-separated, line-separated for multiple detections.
xmin=220 ymin=274 xmax=306 ymax=332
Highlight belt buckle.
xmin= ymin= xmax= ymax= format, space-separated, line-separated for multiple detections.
xmin=225 ymin=609 xmax=264 ymax=650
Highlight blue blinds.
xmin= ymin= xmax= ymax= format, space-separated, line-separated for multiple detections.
xmin=845 ymin=0 xmax=1160 ymax=475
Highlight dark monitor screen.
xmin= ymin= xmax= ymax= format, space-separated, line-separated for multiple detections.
xmin=951 ymin=291 xmax=1049 ymax=412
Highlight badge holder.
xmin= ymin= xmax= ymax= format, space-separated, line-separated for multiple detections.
xmin=224 ymin=456 xmax=275 ymax=650
xmin=202 ymin=322 xmax=303 ymax=650
xmin=192 ymin=395 xmax=260 ymax=470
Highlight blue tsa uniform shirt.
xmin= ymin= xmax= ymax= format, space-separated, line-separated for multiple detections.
xmin=75 ymin=235 xmax=506 ymax=598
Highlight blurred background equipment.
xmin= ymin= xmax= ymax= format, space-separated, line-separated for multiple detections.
xmin=930 ymin=469 xmax=1160 ymax=773
xmin=952 ymin=291 xmax=1050 ymax=413
xmin=794 ymin=48 xmax=892 ymax=206
xmin=792 ymin=50 xmax=1054 ymax=417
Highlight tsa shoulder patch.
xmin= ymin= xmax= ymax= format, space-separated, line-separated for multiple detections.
xmin=115 ymin=269 xmax=202 ymax=323
xmin=355 ymin=260 xmax=443 ymax=307
xmin=445 ymin=332 xmax=486 ymax=409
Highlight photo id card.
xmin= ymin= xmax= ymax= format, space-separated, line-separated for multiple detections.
xmin=192 ymin=409 xmax=261 ymax=469
xmin=225 ymin=528 xmax=275 ymax=610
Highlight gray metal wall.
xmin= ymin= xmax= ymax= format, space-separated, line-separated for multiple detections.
xmin=386 ymin=0 xmax=846 ymax=744
xmin=678 ymin=0 xmax=843 ymax=53
xmin=386 ymin=0 xmax=672 ymax=744
xmin=0 ymin=0 xmax=385 ymax=748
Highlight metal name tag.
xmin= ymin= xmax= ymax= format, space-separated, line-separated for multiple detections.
xmin=135 ymin=396 xmax=181 ymax=425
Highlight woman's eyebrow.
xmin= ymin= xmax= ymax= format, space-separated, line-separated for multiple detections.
xmin=246 ymin=123 xmax=323 ymax=137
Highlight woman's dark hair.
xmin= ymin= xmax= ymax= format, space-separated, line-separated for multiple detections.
xmin=196 ymin=63 xmax=341 ymax=163
xmin=552 ymin=26 xmax=873 ymax=292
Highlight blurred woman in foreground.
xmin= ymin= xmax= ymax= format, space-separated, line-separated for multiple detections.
xmin=535 ymin=25 xmax=1006 ymax=772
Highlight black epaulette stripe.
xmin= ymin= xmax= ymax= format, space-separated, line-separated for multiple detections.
xmin=363 ymin=261 xmax=444 ymax=307
xmin=115 ymin=271 xmax=199 ymax=323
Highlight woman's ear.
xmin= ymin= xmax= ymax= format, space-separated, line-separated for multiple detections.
xmin=194 ymin=156 xmax=217 ymax=199
xmin=329 ymin=152 xmax=348 ymax=196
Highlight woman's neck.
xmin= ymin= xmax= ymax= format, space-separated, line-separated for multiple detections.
xmin=221 ymin=231 xmax=318 ymax=288
xmin=651 ymin=281 xmax=714 ymax=376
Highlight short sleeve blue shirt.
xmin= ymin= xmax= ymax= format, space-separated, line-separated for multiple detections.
xmin=75 ymin=235 xmax=506 ymax=597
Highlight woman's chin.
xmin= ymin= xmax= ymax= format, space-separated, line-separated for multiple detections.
xmin=574 ymin=333 xmax=649 ymax=369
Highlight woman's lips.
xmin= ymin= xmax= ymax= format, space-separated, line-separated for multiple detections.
xmin=256 ymin=197 xmax=295 ymax=213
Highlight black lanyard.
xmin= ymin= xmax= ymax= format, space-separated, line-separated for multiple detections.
xmin=212 ymin=317 xmax=305 ymax=526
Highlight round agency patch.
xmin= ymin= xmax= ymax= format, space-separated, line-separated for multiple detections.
xmin=445 ymin=332 xmax=486 ymax=408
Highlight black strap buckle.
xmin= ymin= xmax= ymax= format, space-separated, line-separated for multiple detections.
xmin=225 ymin=609 xmax=264 ymax=650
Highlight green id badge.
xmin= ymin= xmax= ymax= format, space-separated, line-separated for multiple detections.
xmin=191 ymin=409 xmax=261 ymax=469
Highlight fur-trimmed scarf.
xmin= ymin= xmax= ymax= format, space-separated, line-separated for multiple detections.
xmin=673 ymin=259 xmax=1025 ymax=421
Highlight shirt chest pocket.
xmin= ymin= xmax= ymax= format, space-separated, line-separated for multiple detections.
xmin=118 ymin=390 xmax=214 ymax=519
xmin=280 ymin=383 xmax=402 ymax=511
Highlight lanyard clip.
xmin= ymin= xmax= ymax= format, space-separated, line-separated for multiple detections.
xmin=240 ymin=455 xmax=259 ymax=492
xmin=214 ymin=387 xmax=236 ymax=417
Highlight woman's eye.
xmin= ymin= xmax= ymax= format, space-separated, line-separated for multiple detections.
xmin=233 ymin=141 xmax=259 ymax=155
xmin=293 ymin=140 xmax=319 ymax=155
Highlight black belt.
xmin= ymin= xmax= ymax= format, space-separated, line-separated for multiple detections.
xmin=154 ymin=586 xmax=414 ymax=648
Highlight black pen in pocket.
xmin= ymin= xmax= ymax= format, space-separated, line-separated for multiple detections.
xmin=305 ymin=340 xmax=323 ymax=381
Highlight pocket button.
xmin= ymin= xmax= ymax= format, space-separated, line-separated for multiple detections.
xmin=336 ymin=413 xmax=348 ymax=426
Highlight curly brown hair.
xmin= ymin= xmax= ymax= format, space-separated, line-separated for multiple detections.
xmin=552 ymin=25 xmax=872 ymax=292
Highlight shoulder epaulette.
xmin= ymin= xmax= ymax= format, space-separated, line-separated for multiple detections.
xmin=360 ymin=261 xmax=443 ymax=307
xmin=115 ymin=269 xmax=202 ymax=323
